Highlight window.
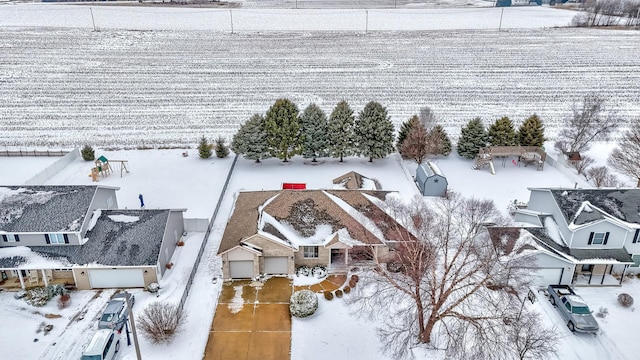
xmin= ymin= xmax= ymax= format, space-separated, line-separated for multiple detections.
xmin=103 ymin=333 xmax=114 ymax=358
xmin=2 ymin=234 xmax=19 ymax=242
xmin=303 ymin=246 xmax=319 ymax=258
xmin=45 ymin=234 xmax=69 ymax=244
xmin=588 ymin=232 xmax=608 ymax=245
xmin=582 ymin=264 xmax=593 ymax=272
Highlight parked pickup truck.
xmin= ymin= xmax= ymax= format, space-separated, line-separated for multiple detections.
xmin=547 ymin=285 xmax=599 ymax=333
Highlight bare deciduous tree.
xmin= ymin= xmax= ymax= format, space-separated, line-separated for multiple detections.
xmin=554 ymin=94 xmax=619 ymax=154
xmin=508 ymin=310 xmax=559 ymax=360
xmin=608 ymin=119 xmax=640 ymax=187
xmin=587 ymin=166 xmax=621 ymax=188
xmin=138 ymin=301 xmax=186 ymax=344
xmin=348 ymin=194 xmax=544 ymax=359
xmin=419 ymin=106 xmax=437 ymax=131
xmin=400 ymin=121 xmax=429 ymax=164
xmin=569 ymin=155 xmax=595 ymax=176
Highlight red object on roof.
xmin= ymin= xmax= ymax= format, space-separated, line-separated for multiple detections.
xmin=282 ymin=183 xmax=306 ymax=190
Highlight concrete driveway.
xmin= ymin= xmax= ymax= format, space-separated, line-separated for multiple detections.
xmin=204 ymin=277 xmax=293 ymax=360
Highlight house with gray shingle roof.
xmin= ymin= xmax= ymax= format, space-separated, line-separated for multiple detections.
xmin=0 ymin=185 xmax=185 ymax=290
xmin=218 ymin=189 xmax=414 ymax=279
xmin=512 ymin=188 xmax=640 ymax=286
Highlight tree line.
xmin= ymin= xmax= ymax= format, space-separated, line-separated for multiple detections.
xmin=231 ymin=98 xmax=395 ymax=163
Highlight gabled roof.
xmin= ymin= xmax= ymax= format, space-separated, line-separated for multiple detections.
xmin=526 ymin=228 xmax=633 ymax=264
xmin=23 ymin=209 xmax=172 ymax=267
xmin=541 ymin=188 xmax=640 ymax=226
xmin=0 ymin=185 xmax=117 ymax=233
xmin=333 ymin=171 xmax=368 ymax=190
xmin=218 ymin=190 xmax=414 ymax=254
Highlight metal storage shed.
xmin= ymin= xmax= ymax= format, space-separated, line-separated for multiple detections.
xmin=415 ymin=161 xmax=448 ymax=197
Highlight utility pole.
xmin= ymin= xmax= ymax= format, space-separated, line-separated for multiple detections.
xmin=89 ymin=7 xmax=96 ymax=31
xmin=125 ymin=292 xmax=142 ymax=360
xmin=365 ymin=10 xmax=368 ymax=34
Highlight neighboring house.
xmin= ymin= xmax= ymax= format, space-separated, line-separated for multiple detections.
xmin=218 ymin=189 xmax=414 ymax=279
xmin=512 ymin=188 xmax=640 ymax=286
xmin=415 ymin=161 xmax=447 ymax=197
xmin=332 ymin=171 xmax=377 ymax=190
xmin=0 ymin=185 xmax=185 ymax=290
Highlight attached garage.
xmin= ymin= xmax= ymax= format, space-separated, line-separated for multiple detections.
xmin=532 ymin=268 xmax=564 ymax=287
xmin=264 ymin=256 xmax=288 ymax=274
xmin=230 ymin=260 xmax=254 ymax=279
xmin=88 ymin=268 xmax=145 ymax=288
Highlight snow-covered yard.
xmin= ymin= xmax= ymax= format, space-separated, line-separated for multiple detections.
xmin=1 ymin=143 xmax=638 ymax=359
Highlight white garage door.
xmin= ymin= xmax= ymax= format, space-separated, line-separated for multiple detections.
xmin=264 ymin=257 xmax=288 ymax=274
xmin=88 ymin=269 xmax=145 ymax=289
xmin=533 ymin=268 xmax=563 ymax=287
xmin=230 ymin=260 xmax=254 ymax=278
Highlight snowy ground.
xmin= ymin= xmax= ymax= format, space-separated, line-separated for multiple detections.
xmin=1 ymin=144 xmax=638 ymax=359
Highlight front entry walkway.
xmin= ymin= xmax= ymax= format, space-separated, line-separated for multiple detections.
xmin=204 ymin=277 xmax=293 ymax=360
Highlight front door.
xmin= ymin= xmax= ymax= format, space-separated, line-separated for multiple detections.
xmin=331 ymin=249 xmax=344 ymax=264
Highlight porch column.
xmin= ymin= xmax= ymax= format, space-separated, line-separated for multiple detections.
xmin=17 ymin=270 xmax=25 ymax=290
xmin=620 ymin=265 xmax=628 ymax=285
xmin=600 ymin=265 xmax=607 ymax=285
xmin=344 ymin=249 xmax=349 ymax=265
xmin=41 ymin=269 xmax=49 ymax=287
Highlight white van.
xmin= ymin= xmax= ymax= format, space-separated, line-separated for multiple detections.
xmin=81 ymin=329 xmax=121 ymax=360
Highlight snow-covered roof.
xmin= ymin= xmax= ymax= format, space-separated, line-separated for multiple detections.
xmin=21 ymin=209 xmax=173 ymax=267
xmin=525 ymin=227 xmax=634 ymax=264
xmin=218 ymin=189 xmax=414 ymax=254
xmin=542 ymin=188 xmax=640 ymax=226
xmin=0 ymin=185 xmax=109 ymax=233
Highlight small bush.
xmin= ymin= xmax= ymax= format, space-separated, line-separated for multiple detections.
xmin=343 ymin=286 xmax=351 ymax=294
xmin=147 ymin=282 xmax=160 ymax=293
xmin=296 ymin=266 xmax=311 ymax=277
xmin=81 ymin=145 xmax=95 ymax=161
xmin=176 ymin=241 xmax=185 ymax=247
xmin=350 ymin=274 xmax=359 ymax=283
xmin=596 ymin=307 xmax=609 ymax=319
xmin=311 ymin=265 xmax=327 ymax=279
xmin=25 ymin=285 xmax=66 ymax=307
xmin=335 ymin=289 xmax=343 ymax=298
xmin=198 ymin=135 xmax=212 ymax=159
xmin=57 ymin=293 xmax=71 ymax=309
xmin=618 ymin=293 xmax=634 ymax=308
xmin=349 ymin=279 xmax=357 ymax=288
xmin=290 ymin=290 xmax=318 ymax=318
xmin=138 ymin=301 xmax=185 ymax=344
xmin=215 ymin=135 xmax=230 ymax=158
xmin=324 ymin=292 xmax=334 ymax=301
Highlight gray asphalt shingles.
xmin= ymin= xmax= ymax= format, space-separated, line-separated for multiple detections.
xmin=0 ymin=185 xmax=96 ymax=232
xmin=550 ymin=189 xmax=640 ymax=226
xmin=27 ymin=210 xmax=169 ymax=267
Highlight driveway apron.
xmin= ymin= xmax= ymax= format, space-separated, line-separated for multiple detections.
xmin=204 ymin=277 xmax=293 ymax=360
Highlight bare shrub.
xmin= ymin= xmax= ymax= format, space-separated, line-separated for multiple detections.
xmin=324 ymin=291 xmax=334 ymax=301
xmin=57 ymin=293 xmax=71 ymax=309
xmin=138 ymin=301 xmax=185 ymax=344
xmin=335 ymin=289 xmax=343 ymax=298
xmin=618 ymin=293 xmax=634 ymax=308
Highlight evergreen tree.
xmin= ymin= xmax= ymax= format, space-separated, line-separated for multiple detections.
xmin=401 ymin=120 xmax=428 ymax=164
xmin=300 ymin=103 xmax=329 ymax=162
xmin=354 ymin=101 xmax=395 ymax=162
xmin=198 ymin=135 xmax=212 ymax=159
xmin=81 ymin=144 xmax=95 ymax=161
xmin=396 ymin=115 xmax=420 ymax=154
xmin=430 ymin=125 xmax=452 ymax=156
xmin=456 ymin=118 xmax=488 ymax=159
xmin=214 ymin=135 xmax=230 ymax=158
xmin=518 ymin=114 xmax=546 ymax=147
xmin=488 ymin=116 xmax=518 ymax=146
xmin=328 ymin=100 xmax=355 ymax=162
xmin=264 ymin=98 xmax=301 ymax=162
xmin=231 ymin=114 xmax=270 ymax=163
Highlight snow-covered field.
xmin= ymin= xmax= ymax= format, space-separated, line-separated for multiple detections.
xmin=1 ymin=6 xmax=639 ymax=148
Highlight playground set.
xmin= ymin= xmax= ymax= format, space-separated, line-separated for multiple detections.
xmin=473 ymin=146 xmax=546 ymax=175
xmin=90 ymin=155 xmax=130 ymax=182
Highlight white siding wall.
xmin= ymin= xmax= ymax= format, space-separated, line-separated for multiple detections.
xmin=527 ymin=190 xmax=573 ymax=246
xmin=571 ymin=221 xmax=627 ymax=249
